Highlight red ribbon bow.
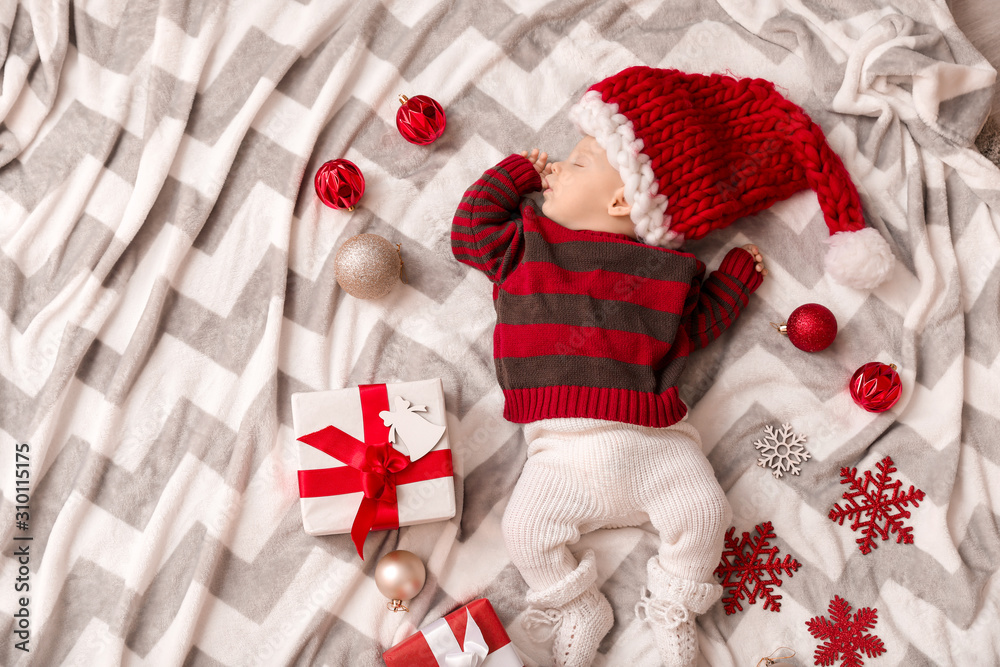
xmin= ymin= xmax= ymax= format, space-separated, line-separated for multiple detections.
xmin=297 ymin=384 xmax=453 ymax=559
xmin=359 ymin=442 xmax=408 ymax=505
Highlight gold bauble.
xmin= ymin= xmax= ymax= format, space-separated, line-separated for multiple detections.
xmin=374 ymin=549 xmax=426 ymax=612
xmin=334 ymin=234 xmax=401 ymax=299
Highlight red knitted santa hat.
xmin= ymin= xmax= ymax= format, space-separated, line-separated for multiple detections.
xmin=569 ymin=66 xmax=894 ymax=290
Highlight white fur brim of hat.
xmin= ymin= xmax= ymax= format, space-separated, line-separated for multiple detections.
xmin=569 ymin=90 xmax=681 ymax=248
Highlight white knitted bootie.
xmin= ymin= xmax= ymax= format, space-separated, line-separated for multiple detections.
xmin=635 ymin=588 xmax=696 ymax=667
xmin=521 ymin=550 xmax=614 ymax=667
xmin=637 ymin=559 xmax=721 ymax=667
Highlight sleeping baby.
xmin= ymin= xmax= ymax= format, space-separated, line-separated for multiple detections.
xmin=452 ymin=65 xmax=886 ymax=666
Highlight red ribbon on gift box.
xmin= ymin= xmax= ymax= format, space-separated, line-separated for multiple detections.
xmin=383 ymin=598 xmax=523 ymax=667
xmin=297 ymin=383 xmax=453 ymax=559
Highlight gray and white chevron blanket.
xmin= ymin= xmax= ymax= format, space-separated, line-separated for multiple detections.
xmin=2 ymin=1 xmax=999 ymax=665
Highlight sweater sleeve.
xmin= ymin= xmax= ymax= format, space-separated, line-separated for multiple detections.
xmin=452 ymin=154 xmax=542 ymax=283
xmin=682 ymin=247 xmax=764 ymax=350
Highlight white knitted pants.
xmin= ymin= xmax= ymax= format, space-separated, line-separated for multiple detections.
xmin=502 ymin=416 xmax=731 ymax=598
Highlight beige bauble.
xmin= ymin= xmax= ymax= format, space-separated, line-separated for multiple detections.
xmin=334 ymin=234 xmax=401 ymax=299
xmin=374 ymin=549 xmax=426 ymax=612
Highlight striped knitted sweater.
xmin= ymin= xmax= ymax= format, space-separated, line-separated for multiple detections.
xmin=452 ymin=154 xmax=763 ymax=427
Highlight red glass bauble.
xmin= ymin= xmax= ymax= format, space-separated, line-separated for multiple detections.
xmin=315 ymin=159 xmax=365 ymax=210
xmin=850 ymin=362 xmax=902 ymax=412
xmin=774 ymin=303 xmax=837 ymax=352
xmin=396 ymin=94 xmax=446 ymax=145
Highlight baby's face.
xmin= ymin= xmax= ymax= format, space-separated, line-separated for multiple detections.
xmin=541 ymin=136 xmax=632 ymax=236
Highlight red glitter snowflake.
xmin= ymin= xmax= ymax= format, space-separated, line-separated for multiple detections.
xmin=828 ymin=455 xmax=925 ymax=554
xmin=807 ymin=596 xmax=886 ymax=667
xmin=713 ymin=521 xmax=800 ymax=614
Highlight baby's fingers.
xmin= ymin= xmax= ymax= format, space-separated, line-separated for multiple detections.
xmin=742 ymin=244 xmax=764 ymax=262
xmin=520 ymin=149 xmax=548 ymax=173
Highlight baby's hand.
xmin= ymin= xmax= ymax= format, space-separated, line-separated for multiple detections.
xmin=742 ymin=243 xmax=768 ymax=277
xmin=520 ymin=149 xmax=549 ymax=189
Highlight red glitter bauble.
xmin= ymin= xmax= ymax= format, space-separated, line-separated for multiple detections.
xmin=315 ymin=159 xmax=365 ymax=210
xmin=774 ymin=303 xmax=838 ymax=352
xmin=850 ymin=362 xmax=902 ymax=412
xmin=396 ymin=94 xmax=446 ymax=145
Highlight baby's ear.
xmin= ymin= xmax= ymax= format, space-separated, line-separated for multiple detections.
xmin=608 ymin=187 xmax=631 ymax=217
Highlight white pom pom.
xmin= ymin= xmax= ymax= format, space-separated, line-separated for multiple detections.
xmin=824 ymin=228 xmax=894 ymax=289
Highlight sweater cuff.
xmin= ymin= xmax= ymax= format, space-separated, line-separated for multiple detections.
xmin=499 ymin=154 xmax=543 ymax=194
xmin=718 ymin=247 xmax=764 ymax=293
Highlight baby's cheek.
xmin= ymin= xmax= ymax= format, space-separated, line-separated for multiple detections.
xmin=540 ymin=200 xmax=566 ymax=226
xmin=540 ymin=197 xmax=554 ymax=217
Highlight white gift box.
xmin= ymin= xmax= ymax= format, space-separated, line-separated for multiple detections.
xmin=291 ymin=378 xmax=456 ymax=538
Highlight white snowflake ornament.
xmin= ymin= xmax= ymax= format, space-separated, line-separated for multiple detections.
xmin=754 ymin=423 xmax=810 ymax=478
